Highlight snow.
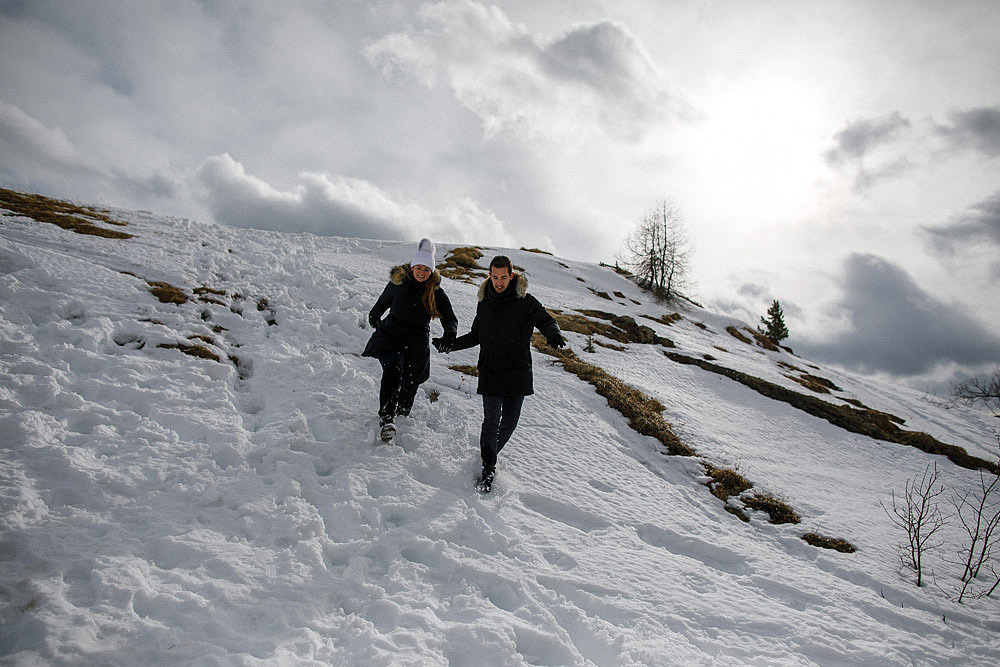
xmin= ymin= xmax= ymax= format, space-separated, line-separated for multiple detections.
xmin=2 ymin=203 xmax=999 ymax=666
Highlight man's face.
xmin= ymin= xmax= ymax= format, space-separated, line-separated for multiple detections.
xmin=490 ymin=266 xmax=512 ymax=293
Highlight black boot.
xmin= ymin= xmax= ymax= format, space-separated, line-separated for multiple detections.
xmin=379 ymin=416 xmax=396 ymax=442
xmin=476 ymin=466 xmax=495 ymax=493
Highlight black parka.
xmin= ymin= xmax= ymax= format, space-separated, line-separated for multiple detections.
xmin=452 ymin=273 xmax=561 ymax=396
xmin=362 ymin=265 xmax=458 ymax=359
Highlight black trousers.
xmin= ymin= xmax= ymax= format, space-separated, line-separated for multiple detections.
xmin=377 ymin=345 xmax=429 ymax=423
xmin=480 ymin=394 xmax=525 ymax=472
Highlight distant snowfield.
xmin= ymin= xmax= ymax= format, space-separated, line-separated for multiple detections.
xmin=1 ymin=202 xmax=998 ymax=666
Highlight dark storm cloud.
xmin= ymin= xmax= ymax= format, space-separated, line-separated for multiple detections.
xmin=924 ymin=190 xmax=1000 ymax=254
xmin=823 ymin=112 xmax=912 ymax=190
xmin=935 ymin=106 xmax=1000 ymax=157
xmin=824 ymin=112 xmax=911 ymax=165
xmin=797 ymin=254 xmax=1000 ymax=376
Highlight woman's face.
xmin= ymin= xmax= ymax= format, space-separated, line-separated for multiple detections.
xmin=412 ymin=265 xmax=432 ymax=283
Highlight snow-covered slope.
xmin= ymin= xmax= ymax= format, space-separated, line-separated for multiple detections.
xmin=2 ymin=195 xmax=998 ymax=666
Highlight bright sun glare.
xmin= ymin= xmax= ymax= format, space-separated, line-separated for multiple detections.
xmin=693 ymin=77 xmax=824 ymax=225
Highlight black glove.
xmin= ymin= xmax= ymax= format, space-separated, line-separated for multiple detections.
xmin=368 ymin=313 xmax=380 ymax=329
xmin=433 ymin=331 xmax=456 ymax=353
xmin=546 ymin=333 xmax=566 ymax=349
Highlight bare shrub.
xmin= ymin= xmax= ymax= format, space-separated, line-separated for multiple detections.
xmin=952 ymin=368 xmax=1000 ymax=416
xmin=882 ymin=462 xmax=948 ymax=587
xmin=950 ymin=440 xmax=1000 ymax=602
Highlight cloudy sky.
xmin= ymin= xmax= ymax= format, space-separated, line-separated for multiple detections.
xmin=2 ymin=0 xmax=999 ymax=392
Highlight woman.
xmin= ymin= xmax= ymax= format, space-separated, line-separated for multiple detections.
xmin=362 ymin=239 xmax=457 ymax=441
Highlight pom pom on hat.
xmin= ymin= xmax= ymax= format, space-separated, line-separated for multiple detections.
xmin=411 ymin=238 xmax=436 ymax=269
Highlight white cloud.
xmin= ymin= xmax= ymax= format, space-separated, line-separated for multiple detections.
xmin=364 ymin=0 xmax=694 ymax=143
xmin=0 ymin=99 xmax=95 ymax=175
xmin=193 ymin=153 xmax=512 ymax=246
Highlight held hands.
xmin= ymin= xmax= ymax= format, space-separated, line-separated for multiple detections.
xmin=433 ymin=331 xmax=456 ymax=353
xmin=546 ymin=333 xmax=566 ymax=349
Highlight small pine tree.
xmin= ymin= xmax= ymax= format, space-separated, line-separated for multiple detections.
xmin=758 ymin=300 xmax=789 ymax=344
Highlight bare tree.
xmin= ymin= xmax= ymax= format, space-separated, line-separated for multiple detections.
xmin=882 ymin=462 xmax=948 ymax=587
xmin=952 ymin=367 xmax=1000 ymax=416
xmin=951 ymin=438 xmax=1000 ymax=602
xmin=618 ymin=199 xmax=691 ymax=302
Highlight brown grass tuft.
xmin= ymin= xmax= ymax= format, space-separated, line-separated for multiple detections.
xmin=1 ymin=187 xmax=133 ymax=239
xmin=746 ymin=327 xmax=780 ymax=351
xmin=743 ymin=494 xmax=801 ymax=524
xmin=147 ymin=281 xmax=188 ymax=305
xmin=158 ymin=342 xmax=220 ymax=362
xmin=704 ymin=465 xmax=752 ymax=502
xmin=533 ymin=336 xmax=693 ymax=456
xmin=802 ymin=533 xmax=857 ymax=553
xmin=577 ymin=310 xmax=664 ymax=346
xmin=439 ymin=247 xmax=487 ymax=283
xmin=726 ymin=325 xmax=753 ymax=345
xmin=449 ymin=365 xmax=479 ymax=377
xmin=643 ymin=312 xmax=683 ymax=327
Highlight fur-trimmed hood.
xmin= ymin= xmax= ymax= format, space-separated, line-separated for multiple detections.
xmin=390 ymin=264 xmax=441 ymax=288
xmin=477 ymin=273 xmax=528 ymax=302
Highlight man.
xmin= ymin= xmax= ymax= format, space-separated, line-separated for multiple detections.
xmin=434 ymin=255 xmax=565 ymax=492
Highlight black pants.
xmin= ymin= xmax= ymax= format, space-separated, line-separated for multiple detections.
xmin=377 ymin=346 xmax=429 ymax=424
xmin=480 ymin=395 xmax=524 ymax=472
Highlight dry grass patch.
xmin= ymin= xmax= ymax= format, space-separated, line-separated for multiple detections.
xmin=439 ymin=247 xmax=487 ymax=283
xmin=746 ymin=327 xmax=780 ymax=351
xmin=643 ymin=312 xmax=683 ymax=326
xmin=194 ymin=286 xmax=228 ymax=305
xmin=786 ymin=372 xmax=842 ymax=394
xmin=779 ymin=361 xmax=841 ymax=394
xmin=550 ymin=310 xmax=630 ymax=344
xmin=802 ymin=533 xmax=857 ymax=553
xmin=665 ymin=351 xmax=999 ymax=474
xmin=743 ymin=494 xmax=801 ymax=524
xmin=520 ymin=247 xmax=552 ymax=255
xmin=726 ymin=325 xmax=753 ymax=345
xmin=1 ymin=187 xmax=133 ymax=239
xmin=704 ymin=465 xmax=752 ymax=502
xmin=589 ymin=288 xmax=613 ymax=301
xmin=726 ymin=325 xmax=781 ymax=351
xmin=577 ymin=310 xmax=664 ymax=346
xmin=533 ymin=336 xmax=693 ymax=456
xmin=449 ymin=365 xmax=479 ymax=377
xmin=158 ymin=341 xmax=220 ymax=362
xmin=147 ymin=281 xmax=188 ymax=305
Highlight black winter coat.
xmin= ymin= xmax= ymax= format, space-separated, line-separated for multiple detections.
xmin=452 ymin=273 xmax=561 ymax=396
xmin=362 ymin=265 xmax=458 ymax=359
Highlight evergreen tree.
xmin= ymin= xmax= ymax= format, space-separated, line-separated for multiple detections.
xmin=758 ymin=300 xmax=789 ymax=344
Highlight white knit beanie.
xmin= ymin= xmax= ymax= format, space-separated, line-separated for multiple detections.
xmin=410 ymin=238 xmax=436 ymax=269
